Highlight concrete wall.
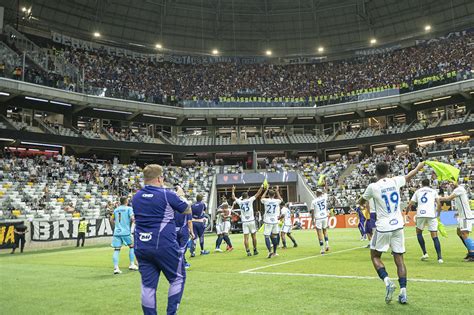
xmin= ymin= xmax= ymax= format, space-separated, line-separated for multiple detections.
xmin=296 ymin=172 xmax=315 ymax=208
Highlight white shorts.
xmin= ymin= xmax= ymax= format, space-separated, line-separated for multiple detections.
xmin=416 ymin=217 xmax=438 ymax=232
xmin=263 ymin=223 xmax=280 ymax=236
xmin=458 ymin=218 xmax=473 ymax=232
xmin=281 ymin=225 xmax=292 ymax=234
xmin=315 ymin=218 xmax=328 ymax=230
xmin=221 ymin=221 xmax=231 ymax=234
xmin=215 ymin=222 xmax=222 ymax=234
xmin=370 ymin=229 xmax=405 ymax=254
xmin=242 ymin=221 xmax=257 ymax=234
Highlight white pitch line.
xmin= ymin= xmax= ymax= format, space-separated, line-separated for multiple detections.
xmin=239 ymin=245 xmax=367 ymax=273
xmin=242 ymin=271 xmax=474 ymax=285
xmin=240 ymin=235 xmax=420 ymax=274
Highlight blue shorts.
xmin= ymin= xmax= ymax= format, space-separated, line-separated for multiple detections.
xmin=112 ymin=235 xmax=133 ymax=248
xmin=366 ymin=213 xmax=377 ymax=234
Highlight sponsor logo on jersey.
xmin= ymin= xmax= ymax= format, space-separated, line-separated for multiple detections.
xmin=389 ymin=219 xmax=398 ymax=225
xmin=142 ymin=194 xmax=154 ymax=198
xmin=420 ymin=210 xmax=426 ymax=214
xmin=139 ymin=232 xmax=153 ymax=241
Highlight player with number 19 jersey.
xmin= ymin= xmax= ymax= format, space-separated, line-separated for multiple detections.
xmin=362 ymin=176 xmax=405 ymax=233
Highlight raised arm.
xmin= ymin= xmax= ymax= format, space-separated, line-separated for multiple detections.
xmin=261 ymin=188 xmax=268 ymax=200
xmin=254 ymin=185 xmax=264 ymax=199
xmin=404 ymin=200 xmax=415 ymax=215
xmin=275 ymin=186 xmax=283 ymax=201
xmin=438 ymin=193 xmax=456 ymax=202
xmin=405 ymin=161 xmax=425 ymax=183
xmin=231 ymin=185 xmax=237 ymax=201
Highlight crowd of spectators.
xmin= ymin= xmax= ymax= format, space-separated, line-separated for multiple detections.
xmin=51 ymin=31 xmax=473 ymax=105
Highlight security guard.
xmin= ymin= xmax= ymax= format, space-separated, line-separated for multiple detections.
xmin=76 ymin=218 xmax=88 ymax=247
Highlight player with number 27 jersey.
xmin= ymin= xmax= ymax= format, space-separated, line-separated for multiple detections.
xmin=262 ymin=199 xmax=281 ymax=224
xmin=362 ymin=176 xmax=405 ymax=232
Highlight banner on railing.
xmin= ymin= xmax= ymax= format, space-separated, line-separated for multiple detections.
xmin=355 ymin=44 xmax=401 ymax=56
xmin=51 ymin=32 xmax=266 ymax=64
xmin=0 ymin=221 xmax=24 ymax=249
xmin=31 ymin=218 xmax=113 ymax=241
xmin=415 ymin=29 xmax=472 ymax=45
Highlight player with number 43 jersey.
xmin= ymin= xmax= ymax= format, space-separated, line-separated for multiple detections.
xmin=261 ymin=186 xmax=283 ymax=258
xmin=232 ymin=185 xmax=263 ymax=256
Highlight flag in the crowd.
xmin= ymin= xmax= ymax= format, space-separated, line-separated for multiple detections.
xmin=437 ymin=218 xmax=448 ymax=238
xmin=318 ymin=174 xmax=326 ymax=186
xmin=425 ymin=161 xmax=460 ymax=182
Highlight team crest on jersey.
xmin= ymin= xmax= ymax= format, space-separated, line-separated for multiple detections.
xmin=139 ymin=232 xmax=153 ymax=241
xmin=420 ymin=210 xmax=426 ymax=214
xmin=142 ymin=194 xmax=154 ymax=198
xmin=389 ymin=219 xmax=398 ymax=225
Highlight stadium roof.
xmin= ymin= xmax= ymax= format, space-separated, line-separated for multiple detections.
xmin=3 ymin=0 xmax=474 ymax=56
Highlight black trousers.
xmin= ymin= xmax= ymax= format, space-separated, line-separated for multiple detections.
xmin=12 ymin=235 xmax=26 ymax=253
xmin=77 ymin=232 xmax=86 ymax=247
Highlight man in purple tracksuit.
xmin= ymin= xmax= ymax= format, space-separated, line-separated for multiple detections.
xmin=190 ymin=194 xmax=210 ymax=256
xmin=132 ymin=164 xmax=191 ymax=315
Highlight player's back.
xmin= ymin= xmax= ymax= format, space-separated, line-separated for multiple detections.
xmin=113 ymin=205 xmax=133 ymax=236
xmin=237 ymin=196 xmax=256 ymax=222
xmin=262 ymin=198 xmax=281 ymax=224
xmin=453 ymin=185 xmax=473 ymax=219
xmin=132 ymin=185 xmax=188 ymax=249
xmin=191 ymin=201 xmax=206 ymax=219
xmin=281 ymin=207 xmax=292 ymax=225
xmin=364 ymin=176 xmax=405 ymax=232
xmin=412 ymin=187 xmax=438 ymax=218
xmin=312 ymin=194 xmax=328 ymax=219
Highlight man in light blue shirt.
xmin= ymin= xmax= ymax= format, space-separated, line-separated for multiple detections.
xmin=111 ymin=196 xmax=138 ymax=274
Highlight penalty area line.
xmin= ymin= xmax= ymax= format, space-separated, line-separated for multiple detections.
xmin=241 ymin=271 xmax=474 ymax=285
xmin=239 ymin=245 xmax=367 ymax=274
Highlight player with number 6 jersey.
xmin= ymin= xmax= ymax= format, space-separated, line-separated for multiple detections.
xmin=261 ymin=186 xmax=283 ymax=258
xmin=405 ymin=179 xmax=443 ymax=263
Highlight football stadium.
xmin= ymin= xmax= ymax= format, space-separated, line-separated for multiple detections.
xmin=0 ymin=0 xmax=473 ymax=314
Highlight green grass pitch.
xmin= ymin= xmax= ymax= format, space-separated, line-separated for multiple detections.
xmin=1 ymin=226 xmax=472 ymax=315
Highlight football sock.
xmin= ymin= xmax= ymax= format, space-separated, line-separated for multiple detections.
xmin=324 ymin=236 xmax=329 ymax=247
xmin=113 ymin=250 xmax=120 ymax=268
xmin=223 ymin=235 xmax=232 ymax=247
xmin=282 ymin=237 xmax=287 ymax=247
xmin=376 ymin=267 xmax=389 ymax=285
xmin=216 ymin=235 xmax=223 ymax=248
xmin=432 ymin=237 xmax=442 ymax=259
xmin=271 ymin=236 xmax=278 ymax=253
xmin=265 ymin=236 xmax=272 ymax=252
xmin=458 ymin=235 xmax=467 ymax=248
xmin=417 ymin=233 xmax=427 ymax=255
xmin=288 ymin=234 xmax=297 ymax=245
xmin=465 ymin=238 xmax=474 ymax=255
xmin=199 ymin=235 xmax=205 ymax=250
xmin=129 ymin=248 xmax=135 ymax=264
xmin=319 ymin=240 xmax=324 ymax=251
xmin=399 ymin=277 xmax=407 ymax=289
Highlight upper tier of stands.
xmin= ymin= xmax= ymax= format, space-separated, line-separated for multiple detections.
xmin=1 ymin=30 xmax=472 ymax=107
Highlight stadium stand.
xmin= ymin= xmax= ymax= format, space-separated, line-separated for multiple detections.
xmin=1 ymin=30 xmax=472 ymax=107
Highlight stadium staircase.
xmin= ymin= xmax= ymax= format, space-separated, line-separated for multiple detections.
xmin=34 ymin=117 xmax=57 ymax=134
xmin=337 ymin=163 xmax=356 ymax=186
xmin=5 ymin=25 xmax=49 ymax=72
